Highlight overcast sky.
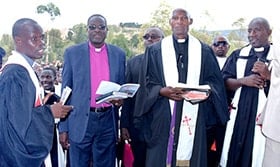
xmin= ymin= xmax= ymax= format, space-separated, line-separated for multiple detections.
xmin=0 ymin=0 xmax=278 ymax=35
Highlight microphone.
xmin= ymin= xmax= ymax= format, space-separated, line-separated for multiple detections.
xmin=179 ymin=54 xmax=184 ymax=69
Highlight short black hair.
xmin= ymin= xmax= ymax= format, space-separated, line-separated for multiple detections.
xmin=12 ymin=18 xmax=38 ymax=39
xmin=87 ymin=14 xmax=107 ymax=26
xmin=42 ymin=66 xmax=57 ymax=79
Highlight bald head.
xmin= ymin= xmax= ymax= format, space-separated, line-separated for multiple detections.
xmin=248 ymin=17 xmax=272 ymax=48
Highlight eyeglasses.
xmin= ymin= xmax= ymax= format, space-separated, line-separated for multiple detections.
xmin=88 ymin=25 xmax=106 ymax=31
xmin=143 ymin=34 xmax=161 ymax=40
xmin=213 ymin=41 xmax=228 ymax=47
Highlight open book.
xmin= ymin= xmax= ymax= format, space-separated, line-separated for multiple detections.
xmin=173 ymin=83 xmax=211 ymax=104
xmin=96 ymin=81 xmax=140 ymax=104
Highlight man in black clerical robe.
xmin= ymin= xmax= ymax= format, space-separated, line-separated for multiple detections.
xmin=220 ymin=45 xmax=271 ymax=167
xmin=0 ymin=65 xmax=54 ymax=167
xmin=220 ymin=17 xmax=272 ymax=167
xmin=134 ymin=8 xmax=229 ymax=167
xmin=0 ymin=18 xmax=71 ymax=167
xmin=134 ymin=34 xmax=229 ymax=167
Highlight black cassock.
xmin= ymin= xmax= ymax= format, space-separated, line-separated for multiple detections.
xmin=44 ymin=91 xmax=60 ymax=167
xmin=134 ymin=36 xmax=229 ymax=167
xmin=221 ymin=45 xmax=270 ymax=167
xmin=0 ymin=64 xmax=54 ymax=167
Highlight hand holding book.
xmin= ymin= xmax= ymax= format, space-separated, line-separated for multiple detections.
xmin=95 ymin=81 xmax=140 ymax=104
xmin=172 ymin=83 xmax=211 ymax=104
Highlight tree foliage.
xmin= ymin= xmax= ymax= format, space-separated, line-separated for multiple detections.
xmin=0 ymin=1 xmax=250 ymax=63
xmin=36 ymin=2 xmax=61 ymax=21
xmin=0 ymin=34 xmax=13 ymax=62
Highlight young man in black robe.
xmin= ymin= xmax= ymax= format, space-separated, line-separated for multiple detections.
xmin=134 ymin=8 xmax=229 ymax=167
xmin=0 ymin=18 xmax=72 ymax=167
xmin=40 ymin=66 xmax=63 ymax=167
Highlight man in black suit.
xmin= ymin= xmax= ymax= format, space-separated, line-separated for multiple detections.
xmin=120 ymin=26 xmax=164 ymax=167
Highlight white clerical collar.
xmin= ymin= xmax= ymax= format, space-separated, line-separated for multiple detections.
xmin=95 ymin=48 xmax=102 ymax=52
xmin=177 ymin=39 xmax=186 ymax=43
xmin=254 ymin=47 xmax=264 ymax=52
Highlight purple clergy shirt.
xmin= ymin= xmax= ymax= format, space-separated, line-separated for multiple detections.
xmin=89 ymin=42 xmax=110 ymax=107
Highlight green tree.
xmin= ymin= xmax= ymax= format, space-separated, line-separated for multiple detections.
xmin=47 ymin=29 xmax=64 ymax=62
xmin=0 ymin=34 xmax=13 ymax=54
xmin=110 ymin=34 xmax=133 ymax=57
xmin=0 ymin=34 xmax=13 ymax=62
xmin=149 ymin=1 xmax=172 ymax=35
xmin=68 ymin=23 xmax=88 ymax=44
xmin=36 ymin=2 xmax=61 ymax=63
xmin=137 ymin=2 xmax=172 ymax=52
xmin=36 ymin=2 xmax=61 ymax=21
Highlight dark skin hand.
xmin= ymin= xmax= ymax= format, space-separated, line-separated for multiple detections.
xmin=252 ymin=61 xmax=271 ymax=81
xmin=160 ymin=86 xmax=184 ymax=101
xmin=110 ymin=99 xmax=123 ymax=107
xmin=59 ymin=132 xmax=69 ymax=150
xmin=121 ymin=128 xmax=131 ymax=142
xmin=226 ymin=61 xmax=270 ymax=91
xmin=60 ymin=99 xmax=121 ymax=150
xmin=55 ymin=103 xmax=73 ymax=150
xmin=121 ymin=87 xmax=183 ymax=142
xmin=240 ymin=74 xmax=266 ymax=89
xmin=50 ymin=102 xmax=73 ymax=119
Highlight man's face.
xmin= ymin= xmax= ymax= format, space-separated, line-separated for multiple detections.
xmin=169 ymin=9 xmax=193 ymax=39
xmin=212 ymin=37 xmax=230 ymax=57
xmin=248 ymin=21 xmax=271 ymax=48
xmin=87 ymin=16 xmax=108 ymax=47
xmin=143 ymin=28 xmax=163 ymax=47
xmin=40 ymin=69 xmax=55 ymax=91
xmin=16 ymin=24 xmax=46 ymax=60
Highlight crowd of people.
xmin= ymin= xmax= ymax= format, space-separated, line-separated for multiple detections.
xmin=0 ymin=7 xmax=279 ymax=167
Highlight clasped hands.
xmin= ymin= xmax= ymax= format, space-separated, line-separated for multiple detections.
xmin=243 ymin=61 xmax=271 ymax=89
xmin=160 ymin=86 xmax=185 ymax=101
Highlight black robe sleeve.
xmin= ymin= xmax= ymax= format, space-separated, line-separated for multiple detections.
xmin=0 ymin=65 xmax=54 ymax=167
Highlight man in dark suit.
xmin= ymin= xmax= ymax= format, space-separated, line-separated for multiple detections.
xmin=58 ymin=14 xmax=126 ymax=167
xmin=120 ymin=26 xmax=164 ymax=167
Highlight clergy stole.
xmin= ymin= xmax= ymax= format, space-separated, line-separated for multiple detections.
xmin=219 ymin=45 xmax=272 ymax=167
xmin=2 ymin=51 xmax=43 ymax=107
xmin=162 ymin=35 xmax=202 ymax=166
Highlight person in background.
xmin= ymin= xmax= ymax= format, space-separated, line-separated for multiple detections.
xmin=134 ymin=8 xmax=229 ymax=167
xmin=211 ymin=35 xmax=230 ymax=69
xmin=0 ymin=18 xmax=72 ymax=167
xmin=208 ymin=35 xmax=231 ymax=166
xmin=261 ymin=27 xmax=280 ymax=167
xmin=220 ymin=17 xmax=272 ymax=167
xmin=120 ymin=26 xmax=164 ymax=167
xmin=0 ymin=47 xmax=6 ymax=69
xmin=58 ymin=14 xmax=126 ymax=167
xmin=40 ymin=66 xmax=66 ymax=167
